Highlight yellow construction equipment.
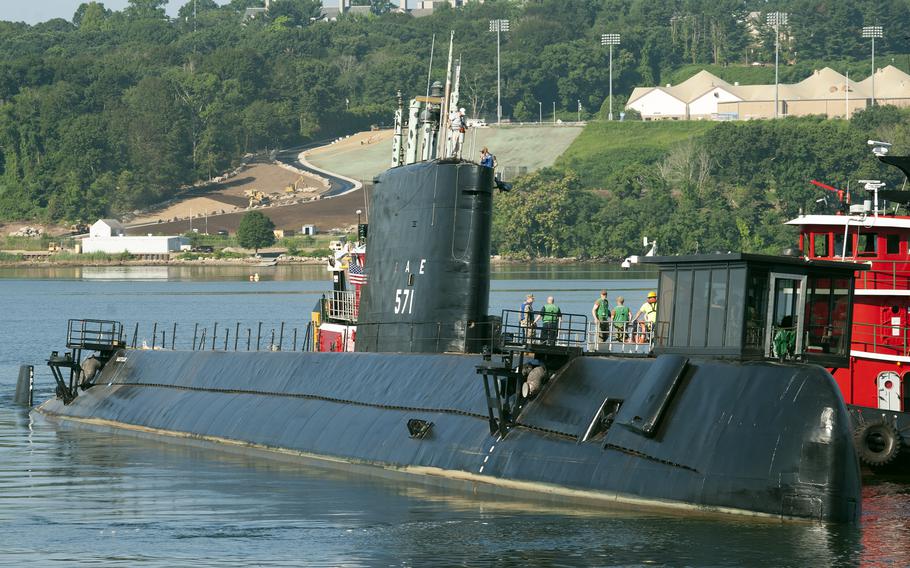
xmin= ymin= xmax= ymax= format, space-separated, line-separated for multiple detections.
xmin=285 ymin=175 xmax=308 ymax=193
xmin=244 ymin=190 xmax=270 ymax=207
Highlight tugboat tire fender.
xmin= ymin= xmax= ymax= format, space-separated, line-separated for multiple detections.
xmin=854 ymin=420 xmax=901 ymax=467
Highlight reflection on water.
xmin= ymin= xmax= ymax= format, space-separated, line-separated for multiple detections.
xmin=0 ymin=266 xmax=907 ymax=566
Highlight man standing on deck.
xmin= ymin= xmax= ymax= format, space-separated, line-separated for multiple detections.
xmin=634 ymin=291 xmax=658 ymax=343
xmin=519 ymin=293 xmax=536 ymax=342
xmin=449 ymin=108 xmax=466 ymax=158
xmin=592 ymin=290 xmax=611 ymax=343
xmin=537 ymin=296 xmax=562 ymax=346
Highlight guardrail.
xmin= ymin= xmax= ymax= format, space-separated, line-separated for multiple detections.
xmin=66 ymin=319 xmax=124 ymax=351
xmin=325 ymin=290 xmax=358 ymax=322
xmin=586 ymin=320 xmax=656 ymax=354
xmin=854 ymin=260 xmax=910 ymax=291
xmin=852 ymin=321 xmax=910 ymax=355
xmin=499 ymin=309 xmax=587 ymax=350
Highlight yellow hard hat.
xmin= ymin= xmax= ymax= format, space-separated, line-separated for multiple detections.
xmin=648 ymin=291 xmax=657 ymax=298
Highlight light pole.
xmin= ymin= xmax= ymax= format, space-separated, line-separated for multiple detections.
xmin=862 ymin=26 xmax=883 ymax=105
xmin=538 ymin=101 xmax=542 ymax=123
xmin=601 ymin=33 xmax=620 ymax=120
xmin=577 ymin=100 xmax=581 ymax=122
xmin=489 ymin=19 xmax=510 ymax=125
xmin=766 ymin=12 xmax=788 ymax=118
xmin=552 ymin=101 xmax=556 ymax=124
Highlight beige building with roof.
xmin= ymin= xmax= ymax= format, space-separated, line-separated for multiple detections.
xmin=626 ymin=65 xmax=910 ymax=121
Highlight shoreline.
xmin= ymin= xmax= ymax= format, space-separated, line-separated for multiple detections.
xmin=0 ymin=256 xmax=629 ymax=269
xmin=0 ymin=257 xmax=327 ymax=268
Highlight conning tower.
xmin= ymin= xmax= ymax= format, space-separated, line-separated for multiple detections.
xmin=356 ymin=63 xmax=495 ymax=354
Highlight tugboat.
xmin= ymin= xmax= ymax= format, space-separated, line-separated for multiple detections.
xmin=29 ymin=42 xmax=863 ymax=522
xmin=788 ymin=140 xmax=910 ymax=471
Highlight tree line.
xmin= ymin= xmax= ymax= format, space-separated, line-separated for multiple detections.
xmin=0 ymin=0 xmax=908 ymax=225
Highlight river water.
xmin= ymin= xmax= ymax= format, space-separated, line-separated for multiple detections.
xmin=0 ymin=265 xmax=908 ymax=567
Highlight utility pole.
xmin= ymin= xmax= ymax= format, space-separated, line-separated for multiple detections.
xmin=767 ymin=12 xmax=788 ymax=118
xmin=601 ymin=34 xmax=620 ymax=120
xmin=863 ymin=26 xmax=883 ymax=105
xmin=538 ymin=101 xmax=542 ymax=123
xmin=489 ymin=19 xmax=510 ymax=125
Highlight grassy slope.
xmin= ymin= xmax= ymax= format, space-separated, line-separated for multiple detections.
xmin=555 ymin=121 xmax=715 ymax=188
xmin=307 ymin=125 xmax=584 ymax=181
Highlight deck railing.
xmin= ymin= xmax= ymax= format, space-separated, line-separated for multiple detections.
xmin=854 ymin=259 xmax=910 ymax=291
xmin=586 ymin=320 xmax=655 ymax=354
xmin=499 ymin=309 xmax=587 ymax=351
xmin=325 ymin=290 xmax=358 ymax=322
xmin=851 ymin=321 xmax=910 ymax=356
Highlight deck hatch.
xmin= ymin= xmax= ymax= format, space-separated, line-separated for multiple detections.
xmin=615 ymin=355 xmax=688 ymax=438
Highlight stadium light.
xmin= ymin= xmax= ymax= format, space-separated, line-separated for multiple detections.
xmin=489 ymin=19 xmax=510 ymax=125
xmin=863 ymin=26 xmax=884 ymax=105
xmin=766 ymin=12 xmax=788 ymax=118
xmin=601 ymin=33 xmax=621 ymax=120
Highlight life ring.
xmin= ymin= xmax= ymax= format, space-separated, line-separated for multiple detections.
xmin=854 ymin=420 xmax=902 ymax=467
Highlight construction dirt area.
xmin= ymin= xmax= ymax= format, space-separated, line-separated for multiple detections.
xmin=129 ymin=162 xmax=329 ymax=227
xmin=122 ymin=159 xmax=371 ymax=237
xmin=132 ymin=187 xmax=370 ymax=237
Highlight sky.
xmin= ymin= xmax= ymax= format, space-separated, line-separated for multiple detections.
xmin=0 ymin=1 xmax=353 ymax=24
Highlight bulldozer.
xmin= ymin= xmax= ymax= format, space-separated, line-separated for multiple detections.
xmin=244 ymin=190 xmax=270 ymax=207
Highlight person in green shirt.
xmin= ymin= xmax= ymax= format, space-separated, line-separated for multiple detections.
xmin=612 ymin=296 xmax=631 ymax=343
xmin=536 ymin=296 xmax=562 ymax=346
xmin=592 ymin=289 xmax=611 ymax=343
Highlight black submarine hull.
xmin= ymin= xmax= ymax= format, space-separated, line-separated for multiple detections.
xmin=36 ymin=349 xmax=861 ymax=522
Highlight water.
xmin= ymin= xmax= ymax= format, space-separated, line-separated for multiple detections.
xmin=0 ymin=265 xmax=908 ymax=566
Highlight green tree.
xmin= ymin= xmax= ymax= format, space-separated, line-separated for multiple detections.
xmin=237 ymin=210 xmax=276 ymax=252
xmin=125 ymin=0 xmax=168 ymax=20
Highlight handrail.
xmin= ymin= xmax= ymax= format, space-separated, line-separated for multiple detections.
xmin=500 ymin=309 xmax=588 ymax=350
xmin=324 ymin=290 xmax=359 ymax=322
xmin=846 ymin=258 xmax=910 ymax=291
xmin=851 ymin=320 xmax=910 ymax=355
xmin=586 ymin=320 xmax=655 ymax=352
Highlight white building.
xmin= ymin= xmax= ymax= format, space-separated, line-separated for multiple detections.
xmin=83 ymin=219 xmax=187 ymax=255
xmin=90 ymin=219 xmax=125 ymax=238
xmin=626 ymin=66 xmax=910 ymax=121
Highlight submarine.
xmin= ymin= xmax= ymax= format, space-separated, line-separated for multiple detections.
xmin=31 ymin=45 xmax=863 ymax=523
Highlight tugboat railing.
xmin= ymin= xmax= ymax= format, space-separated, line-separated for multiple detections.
xmin=325 ymin=290 xmax=359 ymax=322
xmin=851 ymin=321 xmax=910 ymax=356
xmin=855 ymin=259 xmax=910 ymax=291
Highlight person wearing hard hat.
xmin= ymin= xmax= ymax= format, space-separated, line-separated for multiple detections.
xmin=634 ymin=291 xmax=658 ymax=344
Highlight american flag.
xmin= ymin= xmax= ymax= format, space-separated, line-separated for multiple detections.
xmin=348 ymin=261 xmax=368 ymax=285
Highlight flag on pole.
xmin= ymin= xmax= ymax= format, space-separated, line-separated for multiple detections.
xmin=348 ymin=261 xmax=367 ymax=285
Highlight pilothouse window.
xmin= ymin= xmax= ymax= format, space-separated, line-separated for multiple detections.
xmin=812 ymin=233 xmax=829 ymax=258
xmin=834 ymin=233 xmax=853 ymax=257
xmin=857 ymin=233 xmax=877 ymax=256
xmin=887 ymin=234 xmax=900 ymax=255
